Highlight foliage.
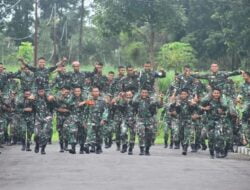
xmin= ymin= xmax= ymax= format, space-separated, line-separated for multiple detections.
xmin=18 ymin=42 xmax=33 ymax=63
xmin=158 ymin=42 xmax=197 ymax=72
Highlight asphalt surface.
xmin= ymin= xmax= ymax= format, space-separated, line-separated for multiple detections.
xmin=0 ymin=144 xmax=250 ymax=190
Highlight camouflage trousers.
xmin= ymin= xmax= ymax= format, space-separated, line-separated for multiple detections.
xmin=85 ymin=123 xmax=103 ymax=146
xmin=190 ymin=121 xmax=202 ymax=146
xmin=136 ymin=119 xmax=154 ymax=148
xmin=120 ymin=119 xmax=136 ymax=145
xmin=20 ymin=117 xmax=34 ymax=145
xmin=0 ymin=118 xmax=4 ymax=145
xmin=34 ymin=116 xmax=52 ymax=146
xmin=163 ymin=120 xmax=173 ymax=146
xmin=242 ymin=123 xmax=250 ymax=146
xmin=56 ymin=114 xmax=70 ymax=145
xmin=179 ymin=120 xmax=192 ymax=146
xmin=103 ymin=120 xmax=114 ymax=142
xmin=171 ymin=118 xmax=180 ymax=144
xmin=113 ymin=117 xmax=122 ymax=145
xmin=207 ymin=120 xmax=228 ymax=153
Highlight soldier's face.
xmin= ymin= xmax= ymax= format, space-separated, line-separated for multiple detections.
xmin=140 ymin=90 xmax=148 ymax=99
xmin=127 ymin=68 xmax=134 ymax=76
xmin=184 ymin=68 xmax=191 ymax=76
xmin=210 ymin=64 xmax=219 ymax=73
xmin=95 ymin=65 xmax=103 ymax=73
xmin=126 ymin=91 xmax=133 ymax=99
xmin=242 ymin=73 xmax=250 ymax=81
xmin=180 ymin=91 xmax=189 ymax=100
xmin=118 ymin=68 xmax=126 ymax=76
xmin=73 ymin=65 xmax=80 ymax=72
xmin=91 ymin=88 xmax=100 ymax=98
xmin=74 ymin=88 xmax=81 ymax=97
xmin=212 ymin=90 xmax=221 ymax=99
xmin=108 ymin=74 xmax=114 ymax=81
xmin=144 ymin=64 xmax=152 ymax=71
xmin=38 ymin=89 xmax=45 ymax=96
xmin=38 ymin=59 xmax=46 ymax=68
xmin=62 ymin=89 xmax=70 ymax=96
xmin=24 ymin=91 xmax=31 ymax=98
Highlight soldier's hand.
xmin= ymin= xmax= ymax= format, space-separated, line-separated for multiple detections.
xmin=24 ymin=108 xmax=32 ymax=112
xmin=47 ymin=95 xmax=54 ymax=102
xmin=28 ymin=95 xmax=35 ymax=100
xmin=217 ymin=108 xmax=223 ymax=114
xmin=78 ymin=101 xmax=86 ymax=106
xmin=100 ymin=120 xmax=106 ymax=126
xmin=202 ymin=106 xmax=210 ymax=111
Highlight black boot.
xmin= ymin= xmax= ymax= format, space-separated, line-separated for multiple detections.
xmin=104 ymin=138 xmax=109 ymax=149
xmin=169 ymin=142 xmax=173 ymax=149
xmin=69 ymin=144 xmax=76 ymax=154
xmin=90 ymin=144 xmax=96 ymax=153
xmin=59 ymin=142 xmax=64 ymax=153
xmin=48 ymin=138 xmax=52 ymax=145
xmin=210 ymin=149 xmax=215 ymax=159
xmin=41 ymin=145 xmax=46 ymax=155
xmin=21 ymin=140 xmax=25 ymax=151
xmin=84 ymin=145 xmax=90 ymax=154
xmin=34 ymin=143 xmax=39 ymax=153
xmin=202 ymin=144 xmax=207 ymax=151
xmin=139 ymin=146 xmax=145 ymax=155
xmin=26 ymin=142 xmax=31 ymax=151
xmin=116 ymin=142 xmax=120 ymax=151
xmin=128 ymin=143 xmax=134 ymax=155
xmin=191 ymin=144 xmax=197 ymax=153
xmin=174 ymin=142 xmax=180 ymax=149
xmin=121 ymin=144 xmax=127 ymax=153
xmin=96 ymin=144 xmax=102 ymax=154
xmin=145 ymin=146 xmax=150 ymax=156
xmin=182 ymin=145 xmax=188 ymax=155
xmin=64 ymin=142 xmax=69 ymax=151
xmin=79 ymin=145 xmax=84 ymax=154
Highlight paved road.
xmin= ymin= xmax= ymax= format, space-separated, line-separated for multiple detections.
xmin=0 ymin=144 xmax=250 ymax=190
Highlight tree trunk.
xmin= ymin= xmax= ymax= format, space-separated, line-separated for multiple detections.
xmin=78 ymin=0 xmax=84 ymax=62
xmin=148 ymin=28 xmax=155 ymax=68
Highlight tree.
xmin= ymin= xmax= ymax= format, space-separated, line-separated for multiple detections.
xmin=158 ymin=42 xmax=197 ymax=72
xmin=18 ymin=42 xmax=34 ymax=63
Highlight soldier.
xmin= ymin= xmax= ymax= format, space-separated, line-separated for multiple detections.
xmin=66 ymin=87 xmax=87 ymax=154
xmin=170 ymin=89 xmax=200 ymax=155
xmin=84 ymin=87 xmax=108 ymax=154
xmin=33 ymin=87 xmax=54 ymax=154
xmin=133 ymin=89 xmax=163 ymax=155
xmin=194 ymin=63 xmax=242 ymax=91
xmin=110 ymin=66 xmax=126 ymax=97
xmin=138 ymin=61 xmax=166 ymax=94
xmin=201 ymin=88 xmax=229 ymax=158
xmin=240 ymin=71 xmax=250 ymax=147
xmin=120 ymin=65 xmax=139 ymax=93
xmin=50 ymin=65 xmax=70 ymax=93
xmin=19 ymin=57 xmax=66 ymax=91
xmin=114 ymin=91 xmax=137 ymax=155
xmin=176 ymin=65 xmax=196 ymax=95
xmin=0 ymin=63 xmax=16 ymax=95
xmin=91 ymin=62 xmax=108 ymax=93
xmin=54 ymin=86 xmax=71 ymax=152
xmin=16 ymin=89 xmax=35 ymax=151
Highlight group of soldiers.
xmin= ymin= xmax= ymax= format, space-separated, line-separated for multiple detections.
xmin=0 ymin=57 xmax=250 ymax=159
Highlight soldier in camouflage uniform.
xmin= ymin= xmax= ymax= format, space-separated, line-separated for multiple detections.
xmin=201 ymin=88 xmax=229 ymax=158
xmin=84 ymin=87 xmax=108 ymax=154
xmin=20 ymin=57 xmax=65 ymax=92
xmin=91 ymin=62 xmax=108 ymax=93
xmin=240 ymin=71 xmax=250 ymax=147
xmin=50 ymin=65 xmax=70 ymax=93
xmin=170 ymin=89 xmax=200 ymax=155
xmin=54 ymin=86 xmax=71 ymax=152
xmin=16 ymin=89 xmax=35 ymax=151
xmin=33 ymin=87 xmax=54 ymax=154
xmin=66 ymin=87 xmax=87 ymax=154
xmin=110 ymin=66 xmax=126 ymax=97
xmin=133 ymin=89 xmax=163 ymax=155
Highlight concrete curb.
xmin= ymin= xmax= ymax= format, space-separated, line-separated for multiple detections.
xmin=237 ymin=146 xmax=250 ymax=156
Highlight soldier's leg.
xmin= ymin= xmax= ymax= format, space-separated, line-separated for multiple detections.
xmin=151 ymin=117 xmax=157 ymax=145
xmin=95 ymin=125 xmax=103 ymax=154
xmin=145 ymin=124 xmax=154 ymax=156
xmin=85 ymin=124 xmax=96 ymax=153
xmin=67 ymin=120 xmax=78 ymax=154
xmin=190 ymin=123 xmax=196 ymax=152
xmin=40 ymin=117 xmax=52 ymax=154
xmin=0 ymin=119 xmax=4 ymax=150
xmin=137 ymin=122 xmax=145 ymax=155
xmin=182 ymin=122 xmax=191 ymax=155
xmin=214 ymin=122 xmax=226 ymax=158
xmin=163 ymin=122 xmax=169 ymax=148
xmin=25 ymin=120 xmax=34 ymax=151
xmin=34 ymin=121 xmax=41 ymax=153
xmin=172 ymin=119 xmax=180 ymax=149
xmin=128 ymin=122 xmax=136 ymax=155
xmin=207 ymin=128 xmax=215 ymax=159
xmin=19 ymin=118 xmax=27 ymax=151
xmin=120 ymin=121 xmax=128 ymax=153
xmin=114 ymin=119 xmax=122 ymax=151
xmin=78 ymin=124 xmax=87 ymax=154
xmin=56 ymin=115 xmax=65 ymax=152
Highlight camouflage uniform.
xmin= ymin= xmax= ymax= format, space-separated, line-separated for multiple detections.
xmin=201 ymin=97 xmax=229 ymax=158
xmin=133 ymin=96 xmax=163 ymax=155
xmin=14 ymin=70 xmax=35 ymax=92
xmin=54 ymin=93 xmax=71 ymax=152
xmin=91 ymin=72 xmax=108 ymax=93
xmin=66 ymin=94 xmax=87 ymax=154
xmin=161 ymin=103 xmax=173 ymax=148
xmin=23 ymin=64 xmax=58 ymax=91
xmin=16 ymin=95 xmax=35 ymax=151
xmin=33 ymin=94 xmax=54 ymax=154
xmin=50 ymin=71 xmax=70 ymax=93
xmin=85 ymin=97 xmax=108 ymax=154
